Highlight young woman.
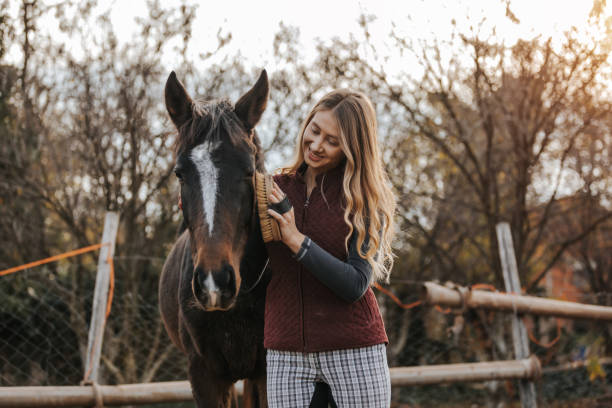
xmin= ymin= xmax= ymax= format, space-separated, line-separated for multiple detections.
xmin=260 ymin=89 xmax=397 ymax=407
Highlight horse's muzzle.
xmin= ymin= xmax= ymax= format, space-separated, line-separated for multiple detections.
xmin=193 ymin=265 xmax=237 ymax=311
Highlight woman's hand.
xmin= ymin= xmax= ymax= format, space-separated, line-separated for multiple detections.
xmin=267 ymin=182 xmax=305 ymax=254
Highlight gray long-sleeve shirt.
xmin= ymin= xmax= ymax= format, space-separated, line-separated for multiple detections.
xmin=294 ymin=232 xmax=372 ymax=303
xmin=241 ymin=223 xmax=372 ymax=303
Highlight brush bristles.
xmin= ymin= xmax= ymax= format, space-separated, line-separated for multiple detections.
xmin=255 ymin=172 xmax=281 ymax=243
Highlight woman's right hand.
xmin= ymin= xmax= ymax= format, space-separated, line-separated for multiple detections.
xmin=267 ymin=182 xmax=305 ymax=254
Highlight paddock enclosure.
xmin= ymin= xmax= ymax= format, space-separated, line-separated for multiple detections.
xmin=2 ymin=217 xmax=612 ymax=407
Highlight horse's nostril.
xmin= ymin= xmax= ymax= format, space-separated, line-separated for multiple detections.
xmin=195 ymin=266 xmax=206 ymax=289
xmin=223 ymin=265 xmax=233 ymax=285
xmin=215 ymin=264 xmax=233 ymax=286
xmin=227 ymin=266 xmax=236 ymax=296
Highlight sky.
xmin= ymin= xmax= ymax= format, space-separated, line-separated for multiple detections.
xmin=6 ymin=0 xmax=606 ymax=75
xmin=4 ymin=0 xmax=607 ymax=200
xmin=97 ymin=0 xmax=603 ymax=69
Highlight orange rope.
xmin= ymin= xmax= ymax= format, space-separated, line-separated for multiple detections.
xmin=435 ymin=304 xmax=452 ymax=314
xmin=445 ymin=283 xmax=563 ymax=347
xmin=470 ymin=283 xmax=562 ymax=348
xmin=0 ymin=243 xmax=105 ymax=276
xmin=471 ymin=283 xmax=498 ymax=292
xmin=373 ymin=282 xmax=422 ymax=309
xmin=525 ymin=317 xmax=562 ymax=348
xmin=106 ymin=249 xmax=114 ymax=318
xmin=377 ymin=280 xmax=564 ymax=348
xmin=0 ymin=242 xmax=115 ymax=320
xmin=2 ymin=241 xmax=118 ymax=382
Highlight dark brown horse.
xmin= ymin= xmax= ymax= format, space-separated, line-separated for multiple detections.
xmin=159 ymin=70 xmax=269 ymax=407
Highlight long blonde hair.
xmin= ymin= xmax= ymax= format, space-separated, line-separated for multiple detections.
xmin=282 ymin=89 xmax=396 ymax=282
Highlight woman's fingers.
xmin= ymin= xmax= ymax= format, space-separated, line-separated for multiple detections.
xmin=269 ymin=181 xmax=286 ymax=203
xmin=267 ymin=207 xmax=294 ymax=223
xmin=273 ymin=187 xmax=284 ymax=199
xmin=268 ymin=208 xmax=288 ymax=223
xmin=272 ymin=182 xmax=285 ymax=197
xmin=268 ymin=204 xmax=299 ymax=249
xmin=270 ymin=190 xmax=283 ymax=202
xmin=269 ymin=193 xmax=283 ymax=204
xmin=269 ymin=188 xmax=279 ymax=203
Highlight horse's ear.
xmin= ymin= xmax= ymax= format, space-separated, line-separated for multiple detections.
xmin=235 ymin=70 xmax=269 ymax=131
xmin=165 ymin=71 xmax=193 ymax=129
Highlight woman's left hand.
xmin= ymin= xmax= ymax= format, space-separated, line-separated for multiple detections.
xmin=267 ymin=182 xmax=305 ymax=254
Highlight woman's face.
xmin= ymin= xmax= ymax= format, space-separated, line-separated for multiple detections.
xmin=302 ymin=110 xmax=345 ymax=175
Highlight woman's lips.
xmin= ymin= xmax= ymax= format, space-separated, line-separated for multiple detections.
xmin=308 ymin=150 xmax=323 ymax=162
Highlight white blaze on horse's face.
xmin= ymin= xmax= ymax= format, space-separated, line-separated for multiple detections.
xmin=190 ymin=141 xmax=221 ymax=236
xmin=204 ymin=272 xmax=219 ymax=305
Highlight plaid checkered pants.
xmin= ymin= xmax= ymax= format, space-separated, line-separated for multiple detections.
xmin=266 ymin=344 xmax=390 ymax=407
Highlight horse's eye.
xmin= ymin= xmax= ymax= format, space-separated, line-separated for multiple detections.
xmin=174 ymin=169 xmax=184 ymax=183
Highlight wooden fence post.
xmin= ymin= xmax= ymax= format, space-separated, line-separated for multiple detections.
xmin=496 ymin=222 xmax=538 ymax=408
xmin=83 ymin=212 xmax=119 ymax=384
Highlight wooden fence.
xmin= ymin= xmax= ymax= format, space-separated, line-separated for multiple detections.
xmin=1 ymin=220 xmax=610 ymax=407
xmin=0 ymin=357 xmax=541 ymax=407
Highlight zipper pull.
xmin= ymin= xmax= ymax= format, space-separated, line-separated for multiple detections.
xmin=304 ymin=197 xmax=310 ymax=208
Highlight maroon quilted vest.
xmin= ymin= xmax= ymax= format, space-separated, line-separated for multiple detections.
xmin=264 ymin=163 xmax=388 ymax=352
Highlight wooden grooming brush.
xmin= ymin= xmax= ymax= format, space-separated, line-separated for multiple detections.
xmin=255 ymin=172 xmax=282 ymax=243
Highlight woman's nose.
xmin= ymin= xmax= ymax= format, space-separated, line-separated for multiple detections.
xmin=310 ymin=136 xmax=323 ymax=151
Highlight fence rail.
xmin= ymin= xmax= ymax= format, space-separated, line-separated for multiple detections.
xmin=0 ymin=357 xmax=542 ymax=407
xmin=0 ymin=381 xmax=192 ymax=407
xmin=2 ymin=219 xmax=611 ymax=407
xmin=422 ymin=281 xmax=612 ymax=321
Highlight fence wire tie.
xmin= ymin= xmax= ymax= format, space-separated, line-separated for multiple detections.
xmin=81 ymin=380 xmax=104 ymax=407
xmin=445 ymin=282 xmax=471 ymax=314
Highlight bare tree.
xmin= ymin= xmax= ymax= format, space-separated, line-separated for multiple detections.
xmin=0 ymin=0 xmax=222 ymax=384
xmin=269 ymin=10 xmax=612 ymax=373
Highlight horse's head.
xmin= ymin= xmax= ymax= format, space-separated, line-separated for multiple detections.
xmin=165 ymin=70 xmax=268 ymax=311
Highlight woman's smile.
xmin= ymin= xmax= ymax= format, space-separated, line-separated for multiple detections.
xmin=308 ymin=149 xmax=323 ymax=162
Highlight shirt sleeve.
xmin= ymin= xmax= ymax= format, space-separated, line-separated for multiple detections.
xmin=295 ymin=230 xmax=372 ymax=303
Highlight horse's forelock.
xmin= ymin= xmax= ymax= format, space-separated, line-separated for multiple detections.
xmin=173 ymin=99 xmax=251 ymax=157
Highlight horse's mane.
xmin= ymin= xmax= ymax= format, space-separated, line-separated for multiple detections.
xmin=174 ymin=99 xmax=248 ymax=156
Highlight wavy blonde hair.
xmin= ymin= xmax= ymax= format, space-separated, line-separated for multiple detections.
xmin=281 ymin=89 xmax=396 ymax=282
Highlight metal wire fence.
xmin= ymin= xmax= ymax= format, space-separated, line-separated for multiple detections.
xmin=1 ymin=262 xmax=611 ymax=407
xmin=1 ymin=265 xmax=92 ymax=386
xmin=0 ymin=261 xmax=188 ymax=389
xmin=379 ymin=290 xmax=612 ymax=407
